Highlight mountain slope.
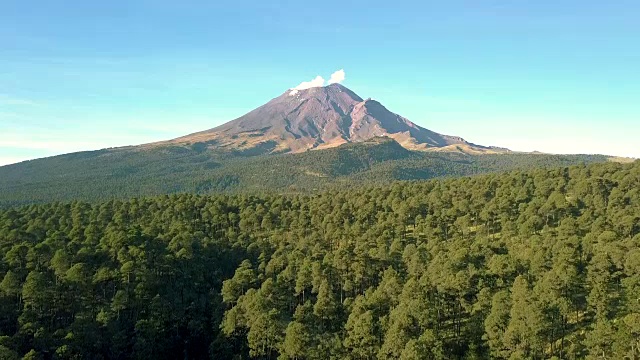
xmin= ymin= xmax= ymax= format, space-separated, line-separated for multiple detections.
xmin=0 ymin=84 xmax=619 ymax=206
xmin=168 ymin=84 xmax=498 ymax=154
xmin=0 ymin=138 xmax=610 ymax=207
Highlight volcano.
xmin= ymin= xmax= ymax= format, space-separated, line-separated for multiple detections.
xmin=169 ymin=83 xmax=503 ymax=154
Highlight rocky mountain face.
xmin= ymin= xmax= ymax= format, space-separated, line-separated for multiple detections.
xmin=169 ymin=83 xmax=504 ymax=154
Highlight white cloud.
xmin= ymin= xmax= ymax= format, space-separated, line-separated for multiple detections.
xmin=0 ymin=113 xmax=230 ymax=166
xmin=291 ymin=75 xmax=326 ymax=92
xmin=0 ymin=130 xmax=160 ymax=166
xmin=289 ymin=69 xmax=346 ymax=95
xmin=0 ymin=95 xmax=37 ymax=106
xmin=0 ymin=134 xmax=135 ymax=153
xmin=328 ymin=69 xmax=346 ymax=84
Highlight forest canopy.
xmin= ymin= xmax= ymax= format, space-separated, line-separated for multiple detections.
xmin=0 ymin=160 xmax=639 ymax=359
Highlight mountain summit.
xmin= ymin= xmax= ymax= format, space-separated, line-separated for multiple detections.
xmin=0 ymin=81 xmax=613 ymax=206
xmin=171 ymin=83 xmax=502 ymax=154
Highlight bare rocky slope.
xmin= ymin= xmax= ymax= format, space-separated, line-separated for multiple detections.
xmin=169 ymin=83 xmax=505 ymax=154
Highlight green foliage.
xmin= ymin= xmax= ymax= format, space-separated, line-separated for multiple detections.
xmin=0 ymin=139 xmax=609 ymax=207
xmin=0 ymin=160 xmax=637 ymax=359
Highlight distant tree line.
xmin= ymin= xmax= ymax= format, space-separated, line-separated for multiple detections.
xmin=0 ymin=139 xmax=609 ymax=207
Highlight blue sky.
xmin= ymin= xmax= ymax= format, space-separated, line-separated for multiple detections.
xmin=1 ymin=0 xmax=639 ymax=165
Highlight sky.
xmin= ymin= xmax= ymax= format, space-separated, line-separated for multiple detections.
xmin=1 ymin=0 xmax=639 ymax=166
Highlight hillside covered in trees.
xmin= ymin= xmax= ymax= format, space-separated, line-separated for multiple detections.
xmin=0 ymin=138 xmax=610 ymax=207
xmin=1 ymin=160 xmax=639 ymax=359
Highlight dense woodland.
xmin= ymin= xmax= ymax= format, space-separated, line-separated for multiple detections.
xmin=0 ymin=138 xmax=609 ymax=207
xmin=1 ymin=160 xmax=639 ymax=359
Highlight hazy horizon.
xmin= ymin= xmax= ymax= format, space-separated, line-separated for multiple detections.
xmin=2 ymin=1 xmax=639 ymax=165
